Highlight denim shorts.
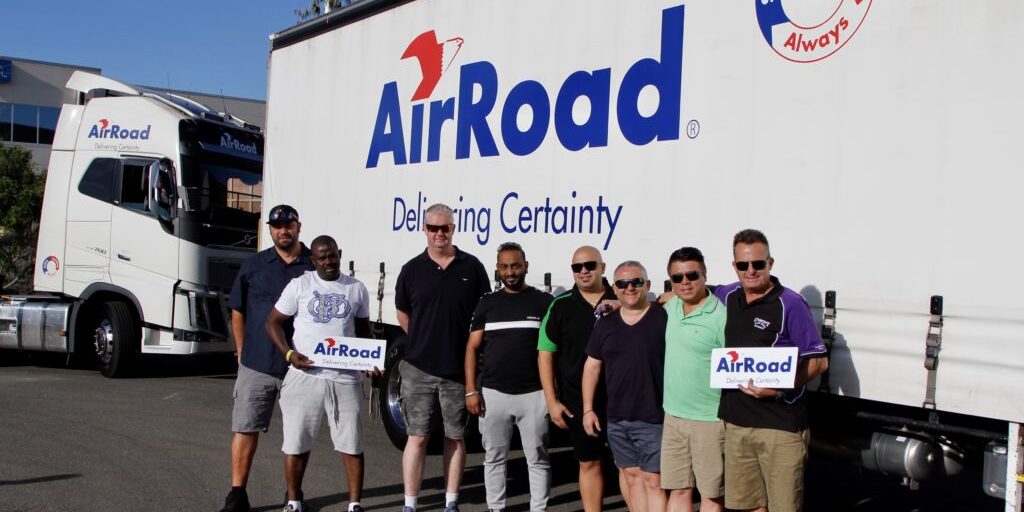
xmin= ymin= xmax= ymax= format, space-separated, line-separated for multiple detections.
xmin=607 ymin=420 xmax=664 ymax=473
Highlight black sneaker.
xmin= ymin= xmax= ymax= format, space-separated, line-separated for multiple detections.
xmin=219 ymin=488 xmax=250 ymax=512
xmin=443 ymin=502 xmax=459 ymax=512
xmin=350 ymin=505 xmax=365 ymax=512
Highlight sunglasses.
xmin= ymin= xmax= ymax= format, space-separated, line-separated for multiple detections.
xmin=425 ymin=223 xmax=453 ymax=234
xmin=614 ymin=277 xmax=647 ymax=289
xmin=734 ymin=260 xmax=768 ymax=271
xmin=571 ymin=260 xmax=599 ymax=273
xmin=669 ymin=271 xmax=702 ymax=283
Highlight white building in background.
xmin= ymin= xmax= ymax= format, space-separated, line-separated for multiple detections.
xmin=0 ymin=56 xmax=265 ymax=171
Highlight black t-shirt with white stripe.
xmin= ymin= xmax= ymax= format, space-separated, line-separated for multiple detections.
xmin=470 ymin=287 xmax=553 ymax=394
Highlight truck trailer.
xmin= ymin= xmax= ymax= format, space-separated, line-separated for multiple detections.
xmin=263 ymin=0 xmax=1023 ymax=508
xmin=0 ymin=72 xmax=262 ymax=376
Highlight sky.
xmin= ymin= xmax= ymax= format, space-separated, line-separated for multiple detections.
xmin=3 ymin=1 xmax=316 ymax=100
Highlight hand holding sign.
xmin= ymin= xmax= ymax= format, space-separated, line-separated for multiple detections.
xmin=739 ymin=379 xmax=782 ymax=399
xmin=287 ymin=350 xmax=314 ymax=370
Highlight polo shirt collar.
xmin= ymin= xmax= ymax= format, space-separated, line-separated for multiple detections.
xmin=262 ymin=243 xmax=311 ymax=264
xmin=740 ymin=275 xmax=784 ymax=306
xmin=678 ymin=291 xmax=721 ymax=319
xmin=570 ymin=278 xmax=616 ymax=304
xmin=415 ymin=246 xmax=468 ymax=263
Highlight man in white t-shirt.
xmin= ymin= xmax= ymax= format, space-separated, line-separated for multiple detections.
xmin=267 ymin=235 xmax=373 ymax=512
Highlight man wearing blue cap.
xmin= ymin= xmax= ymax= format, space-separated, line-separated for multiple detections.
xmin=219 ymin=205 xmax=314 ymax=512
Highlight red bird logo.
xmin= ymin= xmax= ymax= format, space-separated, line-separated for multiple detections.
xmin=325 ymin=338 xmax=336 ymax=348
xmin=98 ymin=119 xmax=109 ymax=129
xmin=727 ymin=350 xmax=740 ymax=362
xmin=401 ymin=30 xmax=464 ymax=101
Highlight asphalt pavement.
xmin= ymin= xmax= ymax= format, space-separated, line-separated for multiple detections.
xmin=0 ymin=353 xmax=1006 ymax=512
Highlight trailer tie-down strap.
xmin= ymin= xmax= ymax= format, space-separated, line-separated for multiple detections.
xmin=923 ymin=295 xmax=943 ymax=410
xmin=818 ymin=291 xmax=837 ymax=394
xmin=369 ymin=262 xmax=386 ymax=424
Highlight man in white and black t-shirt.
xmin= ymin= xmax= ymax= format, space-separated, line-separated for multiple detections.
xmin=465 ymin=242 xmax=553 ymax=511
xmin=266 ymin=235 xmax=372 ymax=512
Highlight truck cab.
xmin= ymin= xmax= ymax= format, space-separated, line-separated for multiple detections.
xmin=1 ymin=71 xmax=263 ymax=376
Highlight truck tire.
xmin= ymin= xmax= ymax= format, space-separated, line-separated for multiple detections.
xmin=380 ymin=342 xmax=408 ymax=450
xmin=91 ymin=301 xmax=138 ymax=378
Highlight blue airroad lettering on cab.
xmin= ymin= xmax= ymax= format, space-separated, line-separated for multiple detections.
xmin=366 ymin=5 xmax=686 ymax=168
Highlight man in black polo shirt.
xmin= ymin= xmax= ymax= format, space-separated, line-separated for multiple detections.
xmin=395 ymin=203 xmax=490 ymax=512
xmin=220 ymin=205 xmax=314 ymax=512
xmin=465 ymin=242 xmax=553 ymax=512
xmin=537 ymin=245 xmax=618 ymax=512
xmin=713 ymin=229 xmax=828 ymax=512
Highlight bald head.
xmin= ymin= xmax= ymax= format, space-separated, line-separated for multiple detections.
xmin=573 ymin=245 xmax=603 ymax=263
xmin=571 ymin=245 xmax=606 ymax=292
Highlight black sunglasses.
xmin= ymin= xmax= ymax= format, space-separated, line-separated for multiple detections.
xmin=571 ymin=260 xmax=599 ymax=273
xmin=614 ymin=277 xmax=647 ymax=289
xmin=669 ymin=271 xmax=702 ymax=283
xmin=734 ymin=260 xmax=768 ymax=271
xmin=425 ymin=223 xmax=453 ymax=234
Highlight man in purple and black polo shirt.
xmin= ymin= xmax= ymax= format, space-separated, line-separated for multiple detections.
xmin=713 ymin=229 xmax=828 ymax=512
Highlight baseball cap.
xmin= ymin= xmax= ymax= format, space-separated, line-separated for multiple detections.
xmin=267 ymin=204 xmax=299 ymax=225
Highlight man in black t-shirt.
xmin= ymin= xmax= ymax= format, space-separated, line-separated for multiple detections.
xmin=583 ymin=260 xmax=668 ymax=512
xmin=465 ymin=242 xmax=553 ymax=512
xmin=395 ymin=203 xmax=491 ymax=512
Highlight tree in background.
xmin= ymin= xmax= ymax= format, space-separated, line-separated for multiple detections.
xmin=0 ymin=144 xmax=45 ymax=293
xmin=296 ymin=0 xmax=356 ymax=21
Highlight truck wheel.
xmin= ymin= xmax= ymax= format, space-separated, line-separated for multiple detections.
xmin=91 ymin=301 xmax=138 ymax=378
xmin=380 ymin=343 xmax=408 ymax=450
xmin=377 ymin=342 xmax=475 ymax=454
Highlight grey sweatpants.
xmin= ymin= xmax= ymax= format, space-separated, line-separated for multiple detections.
xmin=479 ymin=388 xmax=550 ymax=511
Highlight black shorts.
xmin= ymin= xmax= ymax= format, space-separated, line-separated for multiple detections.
xmin=566 ymin=403 xmax=608 ymax=462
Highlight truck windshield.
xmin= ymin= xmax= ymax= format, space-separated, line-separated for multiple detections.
xmin=179 ymin=120 xmax=264 ymax=250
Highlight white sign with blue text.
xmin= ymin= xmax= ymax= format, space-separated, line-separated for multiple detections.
xmin=709 ymin=347 xmax=799 ymax=389
xmin=308 ymin=336 xmax=386 ymax=372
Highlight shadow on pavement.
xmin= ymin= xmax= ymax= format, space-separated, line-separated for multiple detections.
xmin=0 ymin=473 xmax=82 ymax=486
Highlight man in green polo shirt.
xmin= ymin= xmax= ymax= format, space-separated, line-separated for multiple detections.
xmin=661 ymin=247 xmax=727 ymax=512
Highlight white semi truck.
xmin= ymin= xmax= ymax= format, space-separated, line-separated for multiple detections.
xmin=0 ymin=71 xmax=262 ymax=377
xmin=262 ymin=0 xmax=1022 ymax=508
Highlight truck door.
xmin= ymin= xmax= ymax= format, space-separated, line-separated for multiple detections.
xmin=64 ymin=157 xmax=115 ymax=294
xmin=109 ymin=157 xmax=179 ymax=329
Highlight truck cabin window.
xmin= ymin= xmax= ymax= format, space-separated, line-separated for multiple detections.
xmin=120 ymin=162 xmax=151 ymax=211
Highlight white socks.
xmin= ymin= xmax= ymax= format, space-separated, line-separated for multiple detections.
xmin=404 ymin=495 xmax=418 ymax=509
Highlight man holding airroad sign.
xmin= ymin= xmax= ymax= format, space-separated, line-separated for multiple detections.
xmin=266 ymin=234 xmax=380 ymax=512
xmin=711 ymin=229 xmax=828 ymax=512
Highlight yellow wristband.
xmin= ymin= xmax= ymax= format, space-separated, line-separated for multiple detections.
xmin=285 ymin=349 xmax=294 ymax=362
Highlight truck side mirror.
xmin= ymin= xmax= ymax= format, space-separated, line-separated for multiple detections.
xmin=150 ymin=160 xmax=175 ymax=223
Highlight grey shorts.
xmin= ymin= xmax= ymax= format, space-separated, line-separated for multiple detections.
xmin=398 ymin=360 xmax=467 ymax=439
xmin=607 ymin=420 xmax=664 ymax=473
xmin=279 ymin=368 xmax=363 ymax=455
xmin=232 ymin=365 xmax=284 ymax=433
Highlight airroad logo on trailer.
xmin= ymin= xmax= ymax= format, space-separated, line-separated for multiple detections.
xmin=755 ymin=0 xmax=871 ymax=63
xmin=366 ymin=5 xmax=687 ymax=168
xmin=87 ymin=118 xmax=152 ymax=140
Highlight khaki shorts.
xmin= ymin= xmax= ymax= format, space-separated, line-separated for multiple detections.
xmin=724 ymin=423 xmax=809 ymax=512
xmin=660 ymin=414 xmax=724 ymax=498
